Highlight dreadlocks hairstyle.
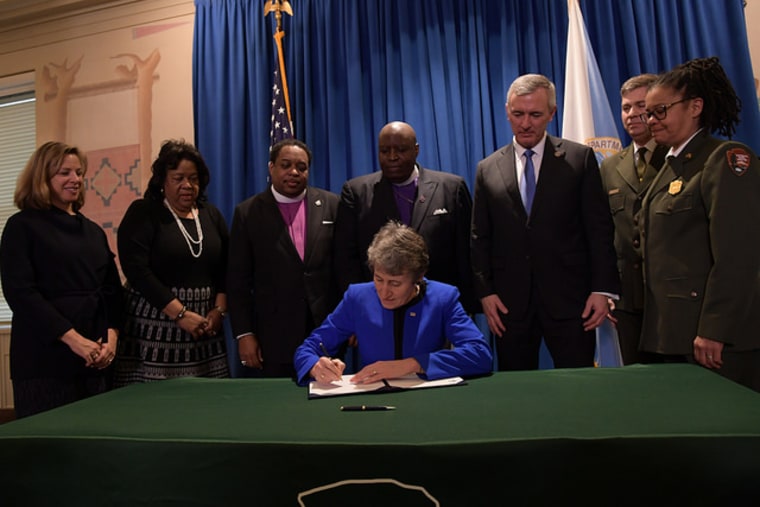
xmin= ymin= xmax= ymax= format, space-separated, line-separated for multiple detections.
xmin=653 ymin=56 xmax=742 ymax=139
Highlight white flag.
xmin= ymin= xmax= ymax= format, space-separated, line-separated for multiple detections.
xmin=562 ymin=0 xmax=623 ymax=367
xmin=561 ymin=0 xmax=621 ymax=163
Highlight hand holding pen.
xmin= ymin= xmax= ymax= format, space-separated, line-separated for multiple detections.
xmin=310 ymin=342 xmax=346 ymax=383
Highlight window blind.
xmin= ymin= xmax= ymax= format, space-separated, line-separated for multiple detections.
xmin=0 ymin=79 xmax=36 ymax=323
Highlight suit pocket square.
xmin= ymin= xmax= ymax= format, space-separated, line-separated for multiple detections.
xmin=322 ymin=220 xmax=334 ymax=225
xmin=432 ymin=208 xmax=449 ymax=215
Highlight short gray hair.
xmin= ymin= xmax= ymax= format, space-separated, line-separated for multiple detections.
xmin=366 ymin=221 xmax=429 ymax=279
xmin=506 ymin=74 xmax=556 ymax=110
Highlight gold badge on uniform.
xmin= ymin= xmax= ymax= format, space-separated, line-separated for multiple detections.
xmin=668 ymin=179 xmax=683 ymax=195
xmin=726 ymin=148 xmax=750 ymax=176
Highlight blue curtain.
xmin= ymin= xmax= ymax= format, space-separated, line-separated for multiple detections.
xmin=194 ymin=0 xmax=759 ymax=222
xmin=194 ymin=0 xmax=759 ymax=373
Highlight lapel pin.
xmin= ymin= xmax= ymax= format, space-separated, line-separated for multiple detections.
xmin=419 ymin=195 xmax=426 ymax=203
xmin=315 ymin=199 xmax=322 ymax=207
xmin=554 ymin=150 xmax=565 ymax=158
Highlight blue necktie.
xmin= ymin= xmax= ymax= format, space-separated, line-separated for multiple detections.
xmin=524 ymin=149 xmax=536 ymax=214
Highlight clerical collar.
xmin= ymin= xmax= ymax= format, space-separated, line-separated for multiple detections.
xmin=271 ymin=185 xmax=307 ymax=203
xmin=391 ymin=165 xmax=420 ymax=187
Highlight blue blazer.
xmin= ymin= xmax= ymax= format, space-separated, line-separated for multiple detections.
xmin=294 ymin=280 xmax=492 ymax=385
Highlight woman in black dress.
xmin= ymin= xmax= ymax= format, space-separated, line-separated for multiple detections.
xmin=113 ymin=140 xmax=229 ymax=385
xmin=0 ymin=141 xmax=123 ymax=418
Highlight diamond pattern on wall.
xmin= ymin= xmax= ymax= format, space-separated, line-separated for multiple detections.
xmin=91 ymin=158 xmax=121 ymax=206
xmin=81 ymin=144 xmax=142 ymax=277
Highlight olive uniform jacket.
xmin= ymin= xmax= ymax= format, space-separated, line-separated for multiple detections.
xmin=600 ymin=143 xmax=667 ymax=312
xmin=640 ymin=130 xmax=760 ymax=354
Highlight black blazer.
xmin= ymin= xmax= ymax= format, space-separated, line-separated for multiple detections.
xmin=227 ymin=187 xmax=339 ymax=371
xmin=333 ymin=166 xmax=477 ymax=312
xmin=471 ymin=135 xmax=620 ymax=321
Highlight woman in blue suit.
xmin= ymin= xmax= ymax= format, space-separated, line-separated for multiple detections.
xmin=294 ymin=221 xmax=492 ymax=386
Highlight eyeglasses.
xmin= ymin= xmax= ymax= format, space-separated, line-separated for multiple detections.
xmin=639 ymin=97 xmax=692 ymax=122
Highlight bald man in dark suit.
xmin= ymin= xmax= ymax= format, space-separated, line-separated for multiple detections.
xmin=334 ymin=121 xmax=477 ymax=313
xmin=471 ymin=74 xmax=620 ymax=370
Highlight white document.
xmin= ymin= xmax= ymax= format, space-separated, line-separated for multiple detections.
xmin=308 ymin=374 xmax=464 ymax=399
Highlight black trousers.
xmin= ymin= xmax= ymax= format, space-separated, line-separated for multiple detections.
xmin=495 ymin=301 xmax=595 ymax=371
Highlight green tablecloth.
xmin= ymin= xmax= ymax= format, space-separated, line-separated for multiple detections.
xmin=1 ymin=364 xmax=759 ymax=506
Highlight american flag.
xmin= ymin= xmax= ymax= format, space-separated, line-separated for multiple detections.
xmin=270 ymin=68 xmax=293 ymax=147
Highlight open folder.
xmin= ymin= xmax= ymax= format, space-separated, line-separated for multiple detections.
xmin=308 ymin=374 xmax=465 ymax=399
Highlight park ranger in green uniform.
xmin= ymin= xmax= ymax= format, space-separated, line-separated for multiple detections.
xmin=639 ymin=57 xmax=760 ymax=392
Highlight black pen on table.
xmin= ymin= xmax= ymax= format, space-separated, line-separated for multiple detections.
xmin=340 ymin=405 xmax=396 ymax=411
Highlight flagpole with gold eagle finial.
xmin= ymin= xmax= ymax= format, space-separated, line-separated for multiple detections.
xmin=264 ymin=0 xmax=294 ymax=139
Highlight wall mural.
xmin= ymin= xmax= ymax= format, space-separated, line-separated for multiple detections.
xmin=38 ymin=49 xmax=161 ymax=273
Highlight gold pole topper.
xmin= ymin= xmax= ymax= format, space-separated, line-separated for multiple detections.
xmin=263 ymin=0 xmax=293 ymax=32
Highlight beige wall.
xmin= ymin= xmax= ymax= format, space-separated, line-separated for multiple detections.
xmin=0 ymin=0 xmax=196 ymax=153
xmin=0 ymin=0 xmax=196 ymax=261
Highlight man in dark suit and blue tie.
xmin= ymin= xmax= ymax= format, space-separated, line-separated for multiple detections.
xmin=471 ymin=74 xmax=620 ymax=370
xmin=334 ymin=121 xmax=476 ymax=313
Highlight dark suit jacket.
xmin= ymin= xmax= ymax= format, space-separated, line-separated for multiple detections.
xmin=640 ymin=131 xmax=760 ymax=354
xmin=227 ymin=187 xmax=339 ymax=373
xmin=333 ymin=166 xmax=477 ymax=312
xmin=471 ymin=135 xmax=620 ymax=321
xmin=600 ymin=143 xmax=667 ymax=312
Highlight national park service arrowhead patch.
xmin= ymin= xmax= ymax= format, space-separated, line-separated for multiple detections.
xmin=726 ymin=148 xmax=750 ymax=176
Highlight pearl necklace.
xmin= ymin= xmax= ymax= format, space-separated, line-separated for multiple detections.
xmin=164 ymin=198 xmax=203 ymax=258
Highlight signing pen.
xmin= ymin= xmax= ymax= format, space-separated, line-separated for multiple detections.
xmin=340 ymin=405 xmax=396 ymax=411
xmin=319 ymin=342 xmax=331 ymax=358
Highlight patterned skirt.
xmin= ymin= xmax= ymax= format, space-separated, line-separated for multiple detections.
xmin=113 ymin=285 xmax=229 ymax=386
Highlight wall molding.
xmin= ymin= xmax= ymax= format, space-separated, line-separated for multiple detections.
xmin=0 ymin=0 xmax=194 ymax=57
